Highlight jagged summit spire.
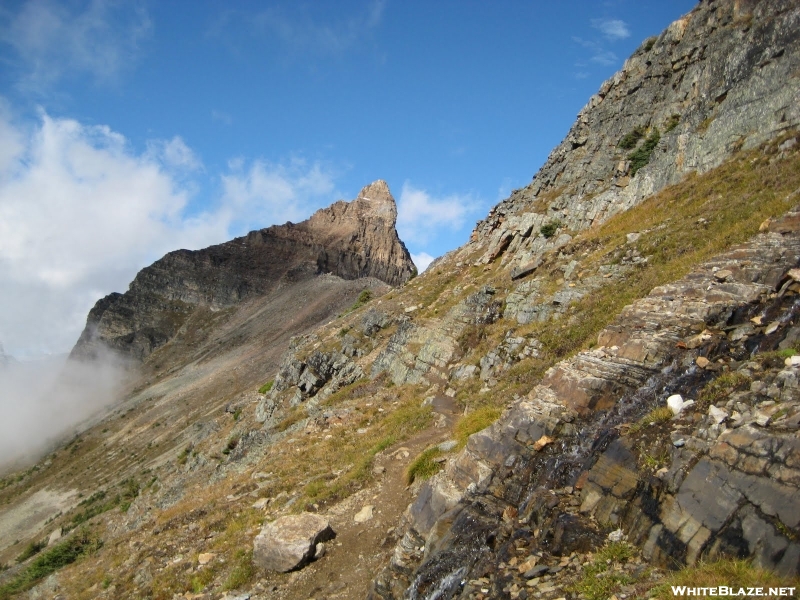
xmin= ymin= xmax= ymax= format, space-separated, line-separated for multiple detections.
xmin=354 ymin=179 xmax=397 ymax=222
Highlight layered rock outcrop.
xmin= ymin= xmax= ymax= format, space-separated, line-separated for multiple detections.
xmin=70 ymin=181 xmax=415 ymax=361
xmin=372 ymin=207 xmax=800 ymax=597
xmin=460 ymin=0 xmax=800 ymax=278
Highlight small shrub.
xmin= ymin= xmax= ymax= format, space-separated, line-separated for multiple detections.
xmin=258 ymin=380 xmax=274 ymax=394
xmin=406 ymin=447 xmax=443 ymax=484
xmin=628 ymin=128 xmax=661 ymax=176
xmin=619 ymin=126 xmax=646 ymax=150
xmin=568 ymin=542 xmax=636 ymax=600
xmin=697 ymin=372 xmax=751 ymax=408
xmin=665 ymin=114 xmax=681 ymax=132
xmin=540 ymin=220 xmax=562 ymax=239
xmin=177 ymin=444 xmax=192 ymax=465
xmin=222 ymin=436 xmax=239 ymax=455
xmin=119 ymin=478 xmax=140 ymax=512
xmin=643 ymin=37 xmax=656 ymax=52
xmin=644 ymin=405 xmax=674 ymax=424
xmin=15 ymin=540 xmax=46 ymax=563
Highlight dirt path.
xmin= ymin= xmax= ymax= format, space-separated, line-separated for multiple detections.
xmin=261 ymin=393 xmax=460 ymax=599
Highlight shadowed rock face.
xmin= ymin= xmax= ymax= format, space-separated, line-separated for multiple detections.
xmin=71 ymin=180 xmax=415 ymax=361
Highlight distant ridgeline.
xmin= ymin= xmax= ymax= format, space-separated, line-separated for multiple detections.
xmin=70 ymin=180 xmax=415 ymax=361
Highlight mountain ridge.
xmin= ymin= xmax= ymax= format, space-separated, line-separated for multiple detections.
xmin=70 ymin=180 xmax=415 ymax=362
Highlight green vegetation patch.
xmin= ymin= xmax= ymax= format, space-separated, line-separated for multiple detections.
xmin=63 ymin=484 xmax=140 ymax=532
xmin=223 ymin=549 xmax=254 ymax=590
xmin=540 ymin=220 xmax=562 ymax=239
xmin=455 ymin=406 xmax=503 ymax=447
xmin=628 ymin=128 xmax=661 ymax=176
xmin=406 ymin=447 xmax=444 ymax=484
xmin=15 ymin=539 xmax=46 ymax=563
xmin=347 ymin=289 xmax=373 ymax=313
xmin=568 ymin=542 xmax=637 ymax=600
xmin=697 ymin=372 xmax=751 ymax=409
xmin=118 ymin=478 xmax=140 ymax=513
xmin=619 ymin=126 xmax=646 ymax=150
xmin=258 ymin=380 xmax=274 ymax=394
xmin=0 ymin=529 xmax=102 ymax=600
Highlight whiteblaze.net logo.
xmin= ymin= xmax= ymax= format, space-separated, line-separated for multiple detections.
xmin=671 ymin=587 xmax=796 ymax=597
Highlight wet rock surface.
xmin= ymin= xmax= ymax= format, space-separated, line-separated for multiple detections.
xmin=372 ymin=207 xmax=800 ymax=597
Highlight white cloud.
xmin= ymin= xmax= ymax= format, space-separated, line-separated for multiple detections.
xmin=591 ymin=18 xmax=630 ymax=40
xmin=396 ymin=182 xmax=479 ymax=245
xmin=147 ymin=136 xmax=203 ymax=172
xmin=411 ymin=252 xmax=434 ymax=274
xmin=211 ymin=0 xmax=385 ymax=61
xmin=0 ymin=111 xmax=340 ymax=358
xmin=590 ymin=51 xmax=618 ymax=66
xmin=220 ymin=158 xmax=338 ymax=230
xmin=0 ymin=0 xmax=152 ymax=91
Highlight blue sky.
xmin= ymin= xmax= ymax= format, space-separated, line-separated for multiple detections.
xmin=0 ymin=0 xmax=696 ymax=358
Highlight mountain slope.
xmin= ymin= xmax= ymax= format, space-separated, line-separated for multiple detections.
xmin=2 ymin=1 xmax=800 ymax=599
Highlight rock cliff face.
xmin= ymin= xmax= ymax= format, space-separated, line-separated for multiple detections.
xmin=70 ymin=180 xmax=415 ymax=361
xmin=460 ymin=0 xmax=800 ymax=278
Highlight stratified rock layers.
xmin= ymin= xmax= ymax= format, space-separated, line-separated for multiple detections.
xmin=463 ymin=0 xmax=800 ymax=276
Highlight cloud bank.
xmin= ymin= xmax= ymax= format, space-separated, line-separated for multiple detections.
xmin=0 ymin=109 xmax=339 ymax=358
xmin=0 ymin=352 xmax=128 ymax=471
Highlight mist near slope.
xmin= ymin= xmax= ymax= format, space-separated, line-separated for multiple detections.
xmin=0 ymin=351 xmax=131 ymax=474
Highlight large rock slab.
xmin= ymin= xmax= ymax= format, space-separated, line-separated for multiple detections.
xmin=253 ymin=512 xmax=335 ymax=572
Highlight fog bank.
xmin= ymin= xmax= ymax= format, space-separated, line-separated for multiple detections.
xmin=0 ymin=352 xmax=130 ymax=473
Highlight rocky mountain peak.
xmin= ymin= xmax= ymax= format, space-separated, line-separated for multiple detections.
xmin=456 ymin=0 xmax=800 ymax=278
xmin=355 ymin=179 xmax=396 ymax=217
xmin=70 ymin=182 xmax=415 ymax=361
xmin=307 ymin=179 xmax=397 ymax=230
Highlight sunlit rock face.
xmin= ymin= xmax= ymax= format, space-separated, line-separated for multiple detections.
xmin=70 ymin=180 xmax=414 ymax=361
